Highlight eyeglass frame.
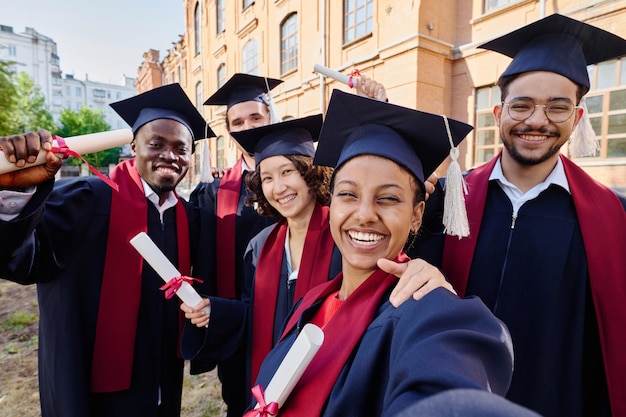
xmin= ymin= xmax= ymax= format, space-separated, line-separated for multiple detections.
xmin=501 ymin=99 xmax=580 ymax=123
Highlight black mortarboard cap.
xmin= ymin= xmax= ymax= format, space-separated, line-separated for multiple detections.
xmin=204 ymin=73 xmax=283 ymax=109
xmin=110 ymin=83 xmax=214 ymax=144
xmin=479 ymin=13 xmax=626 ymax=91
xmin=230 ymin=114 xmax=322 ymax=164
xmin=314 ymin=90 xmax=473 ymax=184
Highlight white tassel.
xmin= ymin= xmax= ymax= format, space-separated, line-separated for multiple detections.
xmin=441 ymin=115 xmax=469 ymax=238
xmin=569 ymin=97 xmax=599 ymax=158
xmin=265 ymin=78 xmax=283 ymax=123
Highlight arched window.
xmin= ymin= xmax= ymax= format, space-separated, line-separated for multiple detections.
xmin=217 ymin=63 xmax=226 ymax=88
xmin=194 ymin=2 xmax=201 ymax=55
xmin=280 ymin=13 xmax=298 ymax=75
xmin=195 ymin=81 xmax=203 ymax=110
xmin=216 ymin=0 xmax=225 ymax=33
xmin=242 ymin=39 xmax=259 ymax=75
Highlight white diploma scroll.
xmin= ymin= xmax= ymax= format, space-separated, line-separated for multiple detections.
xmin=313 ymin=64 xmax=351 ymax=86
xmin=0 ymin=129 xmax=133 ymax=175
xmin=129 ymin=232 xmax=210 ymax=315
xmin=253 ymin=323 xmax=324 ymax=411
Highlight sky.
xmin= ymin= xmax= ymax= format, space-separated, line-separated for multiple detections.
xmin=2 ymin=0 xmax=186 ymax=85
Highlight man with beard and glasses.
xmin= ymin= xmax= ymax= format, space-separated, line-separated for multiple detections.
xmin=414 ymin=13 xmax=626 ymax=417
xmin=0 ymin=84 xmax=216 ymax=417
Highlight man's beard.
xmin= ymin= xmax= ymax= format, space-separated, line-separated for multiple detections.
xmin=500 ymin=127 xmax=564 ymax=166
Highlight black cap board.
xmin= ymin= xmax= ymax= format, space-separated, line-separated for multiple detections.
xmin=313 ymin=90 xmax=473 ymax=184
xmin=230 ymin=114 xmax=322 ymax=164
xmin=479 ymin=13 xmax=626 ymax=91
xmin=110 ymin=83 xmax=214 ymax=143
xmin=204 ymin=73 xmax=283 ymax=109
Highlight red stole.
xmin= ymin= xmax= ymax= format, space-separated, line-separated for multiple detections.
xmin=442 ymin=154 xmax=626 ymax=416
xmin=216 ymin=158 xmax=244 ymax=298
xmin=250 ymin=203 xmax=334 ymax=387
xmin=275 ymin=253 xmax=409 ymax=417
xmin=90 ymin=158 xmax=191 ymax=393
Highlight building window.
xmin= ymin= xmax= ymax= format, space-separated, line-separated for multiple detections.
xmin=52 ymin=93 xmax=62 ymax=106
xmin=584 ymin=57 xmax=626 ymax=158
xmin=216 ymin=0 xmax=225 ymax=33
xmin=242 ymin=39 xmax=258 ymax=75
xmin=194 ymin=2 xmax=201 ymax=55
xmin=216 ymin=136 xmax=226 ymax=169
xmin=474 ymin=85 xmax=501 ymax=164
xmin=280 ymin=13 xmax=298 ymax=75
xmin=344 ymin=0 xmax=373 ymax=44
xmin=8 ymin=45 xmax=16 ymax=56
xmin=66 ymin=86 xmax=71 ymax=95
xmin=217 ymin=63 xmax=226 ymax=88
xmin=195 ymin=81 xmax=203 ymax=110
xmin=243 ymin=0 xmax=254 ymax=9
xmin=484 ymin=0 xmax=522 ymax=12
xmin=75 ymin=86 xmax=82 ymax=96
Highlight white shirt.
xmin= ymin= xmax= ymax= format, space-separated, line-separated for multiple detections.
xmin=489 ymin=156 xmax=571 ymax=217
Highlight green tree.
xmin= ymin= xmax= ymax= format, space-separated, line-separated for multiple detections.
xmin=9 ymin=71 xmax=56 ymax=133
xmin=57 ymin=106 xmax=118 ymax=167
xmin=0 ymin=60 xmax=18 ymax=135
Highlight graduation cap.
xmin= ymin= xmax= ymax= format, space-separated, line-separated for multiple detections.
xmin=230 ymin=114 xmax=322 ymax=164
xmin=110 ymin=83 xmax=214 ymax=145
xmin=204 ymin=73 xmax=283 ymax=109
xmin=314 ymin=89 xmax=474 ymax=237
xmin=479 ymin=13 xmax=626 ymax=91
xmin=314 ymin=90 xmax=472 ymax=183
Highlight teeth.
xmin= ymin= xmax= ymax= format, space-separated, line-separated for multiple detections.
xmin=348 ymin=230 xmax=384 ymax=246
xmin=519 ymin=134 xmax=548 ymax=141
xmin=157 ymin=166 xmax=178 ymax=173
xmin=277 ymin=195 xmax=296 ymax=204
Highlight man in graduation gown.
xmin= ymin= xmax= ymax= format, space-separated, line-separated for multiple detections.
xmin=188 ymin=73 xmax=284 ymax=417
xmin=416 ymin=14 xmax=626 ymax=417
xmin=0 ymin=84 xmax=216 ymax=417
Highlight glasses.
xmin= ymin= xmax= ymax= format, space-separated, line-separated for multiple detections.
xmin=502 ymin=99 xmax=578 ymax=123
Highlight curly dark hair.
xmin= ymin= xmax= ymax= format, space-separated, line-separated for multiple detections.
xmin=245 ymin=154 xmax=333 ymax=217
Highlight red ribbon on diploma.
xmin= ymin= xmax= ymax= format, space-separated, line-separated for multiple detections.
xmin=52 ymin=136 xmax=120 ymax=191
xmin=244 ymin=384 xmax=279 ymax=417
xmin=159 ymin=276 xmax=204 ymax=300
xmin=347 ymin=68 xmax=362 ymax=88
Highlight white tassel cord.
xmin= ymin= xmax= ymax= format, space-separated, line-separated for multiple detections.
xmin=265 ymin=77 xmax=283 ymax=124
xmin=569 ymin=97 xmax=599 ymax=158
xmin=441 ymin=115 xmax=470 ymax=238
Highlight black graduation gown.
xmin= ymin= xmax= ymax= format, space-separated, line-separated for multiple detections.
xmin=181 ymin=223 xmax=342 ymax=405
xmin=414 ymin=180 xmax=623 ymax=417
xmin=189 ymin=172 xmax=276 ymax=417
xmin=253 ymin=288 xmax=513 ymax=417
xmin=0 ymin=176 xmax=215 ymax=417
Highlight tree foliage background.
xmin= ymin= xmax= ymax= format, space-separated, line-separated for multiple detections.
xmin=0 ymin=59 xmax=120 ymax=168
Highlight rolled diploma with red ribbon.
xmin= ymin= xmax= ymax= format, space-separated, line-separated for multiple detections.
xmin=0 ymin=129 xmax=133 ymax=175
xmin=129 ymin=232 xmax=210 ymax=315
xmin=313 ymin=64 xmax=351 ymax=86
xmin=252 ymin=323 xmax=324 ymax=411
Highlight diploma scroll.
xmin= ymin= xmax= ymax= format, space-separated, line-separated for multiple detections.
xmin=0 ymin=129 xmax=133 ymax=175
xmin=253 ymin=323 xmax=324 ymax=410
xmin=129 ymin=232 xmax=210 ymax=315
xmin=313 ymin=64 xmax=351 ymax=86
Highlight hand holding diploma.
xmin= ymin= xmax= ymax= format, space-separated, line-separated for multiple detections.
xmin=129 ymin=232 xmax=211 ymax=316
xmin=313 ymin=64 xmax=387 ymax=101
xmin=246 ymin=323 xmax=324 ymax=416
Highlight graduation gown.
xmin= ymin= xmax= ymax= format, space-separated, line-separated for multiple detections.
xmin=438 ymin=154 xmax=626 ymax=417
xmin=181 ymin=210 xmax=341 ymax=405
xmin=0 ymin=174 xmax=215 ymax=417
xmin=253 ymin=281 xmax=513 ymax=417
xmin=188 ymin=160 xmax=277 ymax=417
